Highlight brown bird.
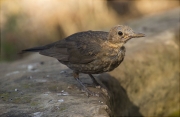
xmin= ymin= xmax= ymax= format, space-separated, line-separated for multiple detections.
xmin=21 ymin=25 xmax=145 ymax=96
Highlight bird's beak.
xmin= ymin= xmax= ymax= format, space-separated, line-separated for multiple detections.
xmin=131 ymin=33 xmax=145 ymax=38
xmin=122 ymin=32 xmax=145 ymax=43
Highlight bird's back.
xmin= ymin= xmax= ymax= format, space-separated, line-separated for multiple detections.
xmin=66 ymin=31 xmax=108 ymax=42
xmin=39 ymin=31 xmax=109 ymax=64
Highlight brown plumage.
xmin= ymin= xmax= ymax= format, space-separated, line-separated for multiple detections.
xmin=21 ymin=25 xmax=145 ymax=96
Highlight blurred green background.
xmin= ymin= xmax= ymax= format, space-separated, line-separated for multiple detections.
xmin=0 ymin=0 xmax=179 ymax=61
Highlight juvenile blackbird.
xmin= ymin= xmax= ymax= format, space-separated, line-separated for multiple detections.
xmin=21 ymin=25 xmax=145 ymax=96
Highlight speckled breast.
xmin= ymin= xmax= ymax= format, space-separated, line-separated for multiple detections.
xmin=67 ymin=46 xmax=126 ymax=74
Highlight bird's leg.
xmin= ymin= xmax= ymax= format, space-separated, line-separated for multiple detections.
xmin=73 ymin=71 xmax=98 ymax=96
xmin=88 ymin=74 xmax=100 ymax=87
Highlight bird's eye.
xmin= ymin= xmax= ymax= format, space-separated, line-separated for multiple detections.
xmin=118 ymin=31 xmax=123 ymax=36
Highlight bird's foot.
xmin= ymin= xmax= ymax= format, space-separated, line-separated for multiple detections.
xmin=73 ymin=72 xmax=100 ymax=97
xmin=88 ymin=74 xmax=101 ymax=88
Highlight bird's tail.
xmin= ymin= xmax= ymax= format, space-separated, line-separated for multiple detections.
xmin=19 ymin=42 xmax=56 ymax=54
xmin=19 ymin=46 xmax=47 ymax=54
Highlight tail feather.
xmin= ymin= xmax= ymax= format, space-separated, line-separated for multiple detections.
xmin=19 ymin=42 xmax=56 ymax=54
xmin=19 ymin=46 xmax=47 ymax=54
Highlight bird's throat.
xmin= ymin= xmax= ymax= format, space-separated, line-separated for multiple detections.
xmin=104 ymin=41 xmax=124 ymax=48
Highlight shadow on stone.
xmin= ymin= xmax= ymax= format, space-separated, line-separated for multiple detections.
xmin=98 ymin=73 xmax=143 ymax=117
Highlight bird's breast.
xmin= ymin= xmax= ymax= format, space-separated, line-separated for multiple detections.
xmin=101 ymin=46 xmax=125 ymax=72
xmin=65 ymin=46 xmax=126 ymax=74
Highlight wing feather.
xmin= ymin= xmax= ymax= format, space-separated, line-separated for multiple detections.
xmin=39 ymin=31 xmax=108 ymax=64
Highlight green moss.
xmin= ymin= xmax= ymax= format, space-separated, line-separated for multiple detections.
xmin=12 ymin=96 xmax=31 ymax=104
xmin=21 ymin=83 xmax=35 ymax=89
xmin=30 ymin=101 xmax=39 ymax=106
xmin=48 ymin=85 xmax=59 ymax=92
xmin=59 ymin=107 xmax=66 ymax=112
xmin=0 ymin=93 xmax=10 ymax=101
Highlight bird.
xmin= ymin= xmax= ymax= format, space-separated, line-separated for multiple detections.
xmin=21 ymin=25 xmax=145 ymax=96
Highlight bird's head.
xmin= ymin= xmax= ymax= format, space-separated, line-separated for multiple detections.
xmin=108 ymin=25 xmax=145 ymax=44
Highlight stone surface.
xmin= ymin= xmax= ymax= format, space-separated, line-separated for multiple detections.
xmin=0 ymin=54 xmax=109 ymax=117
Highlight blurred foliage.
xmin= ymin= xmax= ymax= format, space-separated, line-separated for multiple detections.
xmin=174 ymin=27 xmax=180 ymax=49
xmin=168 ymin=110 xmax=180 ymax=117
xmin=1 ymin=40 xmax=17 ymax=61
xmin=1 ymin=14 xmax=20 ymax=61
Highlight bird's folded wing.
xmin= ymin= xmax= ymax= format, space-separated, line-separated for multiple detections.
xmin=39 ymin=39 xmax=102 ymax=64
